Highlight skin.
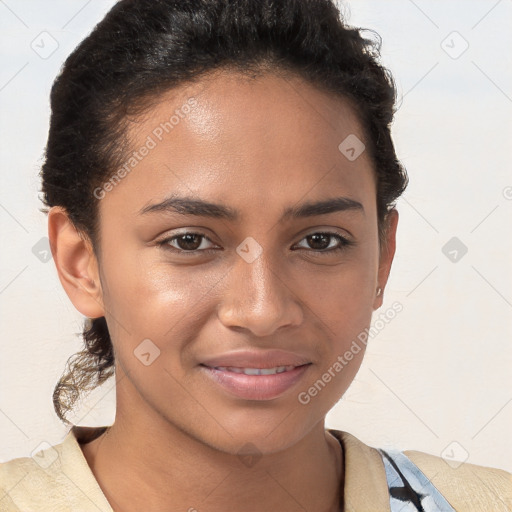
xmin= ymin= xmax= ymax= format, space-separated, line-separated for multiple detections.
xmin=49 ymin=70 xmax=398 ymax=512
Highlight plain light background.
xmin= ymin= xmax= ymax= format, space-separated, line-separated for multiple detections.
xmin=1 ymin=0 xmax=511 ymax=472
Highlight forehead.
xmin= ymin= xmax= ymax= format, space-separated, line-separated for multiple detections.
xmin=101 ymin=70 xmax=376 ymax=220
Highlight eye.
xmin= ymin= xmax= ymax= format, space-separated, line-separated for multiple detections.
xmin=293 ymin=232 xmax=354 ymax=253
xmin=157 ymin=230 xmax=354 ymax=256
xmin=158 ymin=232 xmax=218 ymax=254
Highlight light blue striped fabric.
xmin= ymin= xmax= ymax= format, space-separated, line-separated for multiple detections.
xmin=379 ymin=449 xmax=456 ymax=512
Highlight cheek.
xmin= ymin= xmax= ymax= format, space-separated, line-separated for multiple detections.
xmin=299 ymin=264 xmax=376 ymax=414
xmin=307 ymin=244 xmax=379 ymax=330
xmin=100 ymin=249 xmax=216 ymax=339
xmin=303 ymin=241 xmax=378 ymax=391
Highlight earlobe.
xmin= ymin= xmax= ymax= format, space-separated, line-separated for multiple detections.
xmin=48 ymin=206 xmax=105 ymax=318
xmin=373 ymin=209 xmax=399 ymax=310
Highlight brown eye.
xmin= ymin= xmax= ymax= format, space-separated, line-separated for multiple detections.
xmin=158 ymin=232 xmax=218 ymax=254
xmin=174 ymin=233 xmax=204 ymax=251
xmin=294 ymin=232 xmax=354 ymax=253
xmin=306 ymin=234 xmax=331 ymax=250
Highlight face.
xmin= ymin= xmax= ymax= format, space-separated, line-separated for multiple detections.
xmin=89 ymin=70 xmax=395 ymax=454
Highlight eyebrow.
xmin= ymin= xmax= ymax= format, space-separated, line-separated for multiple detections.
xmin=139 ymin=195 xmax=364 ymax=221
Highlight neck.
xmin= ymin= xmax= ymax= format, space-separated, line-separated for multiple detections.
xmin=80 ymin=375 xmax=343 ymax=512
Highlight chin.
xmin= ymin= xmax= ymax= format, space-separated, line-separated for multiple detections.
xmin=194 ymin=406 xmax=319 ymax=456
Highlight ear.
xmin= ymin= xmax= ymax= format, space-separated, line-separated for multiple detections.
xmin=48 ymin=206 xmax=105 ymax=318
xmin=373 ymin=208 xmax=399 ymax=310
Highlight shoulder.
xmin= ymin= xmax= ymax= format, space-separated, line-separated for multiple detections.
xmin=0 ymin=438 xmax=68 ymax=511
xmin=0 ymin=426 xmax=112 ymax=512
xmin=328 ymin=428 xmax=512 ymax=511
xmin=404 ymin=449 xmax=512 ymax=511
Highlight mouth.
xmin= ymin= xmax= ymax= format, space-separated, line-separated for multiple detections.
xmin=199 ymin=362 xmax=312 ymax=401
xmin=210 ymin=364 xmax=298 ymax=375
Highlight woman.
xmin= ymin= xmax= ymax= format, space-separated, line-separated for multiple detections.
xmin=1 ymin=0 xmax=510 ymax=510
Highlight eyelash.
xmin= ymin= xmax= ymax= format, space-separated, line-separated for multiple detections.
xmin=157 ymin=231 xmax=354 ymax=256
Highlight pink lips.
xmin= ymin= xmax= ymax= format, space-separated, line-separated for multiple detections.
xmin=200 ymin=349 xmax=312 ymax=401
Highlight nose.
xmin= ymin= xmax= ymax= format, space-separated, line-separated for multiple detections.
xmin=217 ymin=246 xmax=304 ymax=337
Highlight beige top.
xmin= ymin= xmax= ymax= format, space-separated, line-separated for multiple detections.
xmin=1 ymin=426 xmax=511 ymax=511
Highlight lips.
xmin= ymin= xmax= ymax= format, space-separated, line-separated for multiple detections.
xmin=200 ymin=349 xmax=311 ymax=369
xmin=199 ymin=349 xmax=312 ymax=400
